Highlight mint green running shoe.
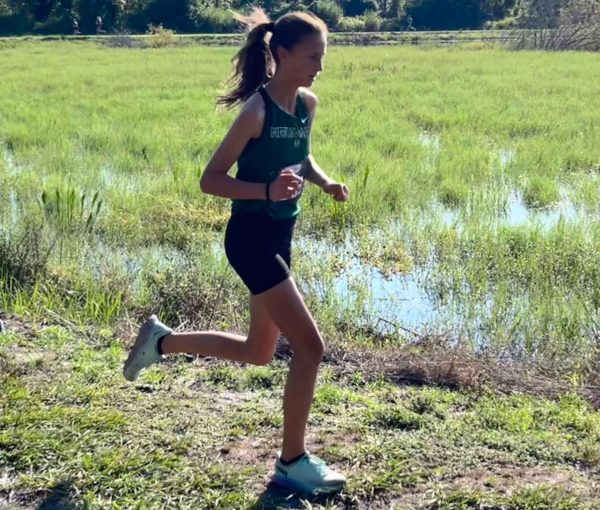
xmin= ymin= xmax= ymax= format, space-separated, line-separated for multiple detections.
xmin=272 ymin=453 xmax=346 ymax=495
xmin=123 ymin=314 xmax=172 ymax=381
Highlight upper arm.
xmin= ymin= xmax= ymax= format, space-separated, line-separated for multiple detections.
xmin=201 ymin=95 xmax=265 ymax=182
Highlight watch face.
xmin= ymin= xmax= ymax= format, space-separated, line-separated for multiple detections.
xmin=280 ymin=162 xmax=305 ymax=201
xmin=284 ymin=163 xmax=303 ymax=175
xmin=284 ymin=159 xmax=308 ymax=177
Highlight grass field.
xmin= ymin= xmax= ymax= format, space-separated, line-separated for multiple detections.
xmin=1 ymin=40 xmax=599 ymax=508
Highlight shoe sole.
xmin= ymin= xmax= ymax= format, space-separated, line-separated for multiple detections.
xmin=271 ymin=474 xmax=344 ymax=495
xmin=123 ymin=316 xmax=156 ymax=381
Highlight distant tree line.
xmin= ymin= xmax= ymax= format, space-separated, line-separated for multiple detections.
xmin=0 ymin=0 xmax=596 ymax=37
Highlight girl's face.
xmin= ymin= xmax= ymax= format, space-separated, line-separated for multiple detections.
xmin=278 ymin=32 xmax=327 ymax=87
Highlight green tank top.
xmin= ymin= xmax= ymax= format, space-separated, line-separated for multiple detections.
xmin=232 ymin=85 xmax=311 ymax=220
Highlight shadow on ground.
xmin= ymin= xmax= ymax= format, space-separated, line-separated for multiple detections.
xmin=36 ymin=480 xmax=77 ymax=510
xmin=248 ymin=482 xmax=349 ymax=510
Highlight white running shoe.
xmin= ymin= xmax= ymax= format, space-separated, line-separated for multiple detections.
xmin=272 ymin=452 xmax=346 ymax=495
xmin=123 ymin=314 xmax=172 ymax=381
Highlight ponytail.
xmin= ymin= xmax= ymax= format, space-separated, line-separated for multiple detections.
xmin=218 ymin=10 xmax=275 ymax=108
xmin=218 ymin=8 xmax=328 ymax=109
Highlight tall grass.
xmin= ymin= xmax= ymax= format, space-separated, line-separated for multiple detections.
xmin=0 ymin=41 xmax=599 ymax=368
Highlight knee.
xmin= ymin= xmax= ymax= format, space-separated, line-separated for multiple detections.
xmin=293 ymin=335 xmax=324 ymax=365
xmin=244 ymin=336 xmax=276 ymax=366
xmin=248 ymin=350 xmax=274 ymax=366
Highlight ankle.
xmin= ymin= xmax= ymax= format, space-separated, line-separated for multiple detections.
xmin=280 ymin=451 xmax=307 ymax=465
xmin=157 ymin=333 xmax=171 ymax=355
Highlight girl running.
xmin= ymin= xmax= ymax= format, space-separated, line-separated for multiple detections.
xmin=124 ymin=8 xmax=349 ymax=495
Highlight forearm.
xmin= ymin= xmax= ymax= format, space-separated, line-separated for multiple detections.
xmin=200 ymin=174 xmax=267 ymax=200
xmin=303 ymin=155 xmax=334 ymax=188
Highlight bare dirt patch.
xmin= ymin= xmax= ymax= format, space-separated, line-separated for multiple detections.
xmin=0 ymin=311 xmax=43 ymax=340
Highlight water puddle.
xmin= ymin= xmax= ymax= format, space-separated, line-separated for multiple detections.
xmin=78 ymin=222 xmax=597 ymax=351
xmin=15 ymin=140 xmax=593 ymax=348
xmin=495 ymin=148 xmax=585 ymax=227
xmin=499 ymin=148 xmax=516 ymax=169
xmin=296 ymin=234 xmax=443 ymax=334
xmin=295 ymin=232 xmax=530 ymax=344
xmin=503 ymin=187 xmax=579 ymax=229
xmin=429 ymin=185 xmax=586 ymax=234
xmin=419 ymin=132 xmax=440 ymax=152
xmin=9 ymin=190 xmax=18 ymax=228
xmin=332 ymin=259 xmax=440 ymax=333
xmin=100 ymin=164 xmax=140 ymax=194
xmin=419 ymin=132 xmax=441 ymax=166
xmin=3 ymin=147 xmax=22 ymax=176
xmin=434 ymin=201 xmax=460 ymax=228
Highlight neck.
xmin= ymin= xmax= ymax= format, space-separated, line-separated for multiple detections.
xmin=265 ymin=72 xmax=299 ymax=116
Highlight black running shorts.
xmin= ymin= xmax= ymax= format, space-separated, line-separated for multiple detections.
xmin=224 ymin=213 xmax=296 ymax=295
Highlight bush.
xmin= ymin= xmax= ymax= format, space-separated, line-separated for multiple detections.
xmin=146 ymin=23 xmax=177 ymax=47
xmin=361 ymin=11 xmax=383 ymax=31
xmin=312 ymin=0 xmax=344 ymax=29
xmin=486 ymin=16 xmax=518 ymax=29
xmin=143 ymin=257 xmax=245 ymax=329
xmin=190 ymin=6 xmax=237 ymax=33
xmin=380 ymin=16 xmax=404 ymax=31
xmin=40 ymin=186 xmax=103 ymax=236
xmin=336 ymin=16 xmax=367 ymax=31
xmin=0 ymin=221 xmax=54 ymax=288
xmin=510 ymin=0 xmax=600 ymax=51
xmin=557 ymin=0 xmax=600 ymax=50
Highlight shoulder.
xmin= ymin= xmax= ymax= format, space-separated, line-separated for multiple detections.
xmin=235 ymin=91 xmax=266 ymax=139
xmin=240 ymin=91 xmax=266 ymax=121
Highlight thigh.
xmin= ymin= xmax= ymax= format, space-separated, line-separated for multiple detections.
xmin=272 ymin=217 xmax=296 ymax=269
xmin=245 ymin=294 xmax=280 ymax=352
xmin=253 ymin=277 xmax=323 ymax=356
xmin=228 ymin=247 xmax=291 ymax=295
xmin=225 ymin=214 xmax=292 ymax=295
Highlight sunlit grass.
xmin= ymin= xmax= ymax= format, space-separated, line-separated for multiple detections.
xmin=1 ymin=324 xmax=598 ymax=508
xmin=1 ymin=41 xmax=599 ymax=367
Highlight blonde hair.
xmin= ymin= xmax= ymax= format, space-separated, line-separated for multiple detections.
xmin=218 ymin=8 xmax=327 ymax=108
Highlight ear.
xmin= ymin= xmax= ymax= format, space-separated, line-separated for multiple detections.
xmin=276 ymin=45 xmax=291 ymax=64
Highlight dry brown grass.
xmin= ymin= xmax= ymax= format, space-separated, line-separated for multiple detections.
xmin=4 ymin=310 xmax=599 ymax=409
xmin=322 ymin=333 xmax=600 ymax=410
